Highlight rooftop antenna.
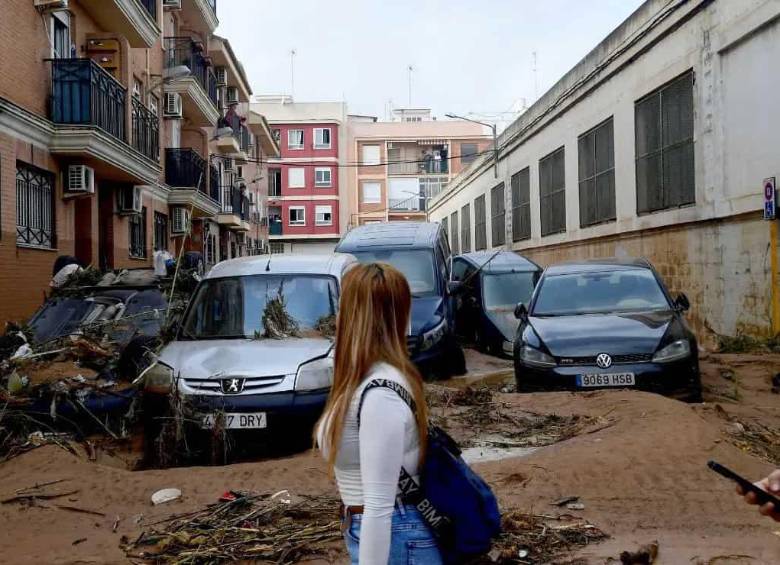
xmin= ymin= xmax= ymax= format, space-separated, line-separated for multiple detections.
xmin=532 ymin=51 xmax=538 ymax=101
xmin=407 ymin=65 xmax=413 ymax=106
xmin=290 ymin=49 xmax=296 ymax=98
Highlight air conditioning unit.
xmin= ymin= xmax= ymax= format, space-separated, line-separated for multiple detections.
xmin=226 ymin=86 xmax=239 ymax=105
xmin=223 ymin=157 xmax=235 ymax=172
xmin=117 ymin=186 xmax=143 ymax=215
xmin=162 ymin=0 xmax=181 ymax=9
xmin=35 ymin=0 xmax=68 ymax=10
xmin=171 ymin=206 xmax=191 ymax=235
xmin=66 ymin=164 xmax=95 ymax=194
xmin=163 ymin=93 xmax=182 ymax=118
xmin=215 ymin=66 xmax=227 ymax=86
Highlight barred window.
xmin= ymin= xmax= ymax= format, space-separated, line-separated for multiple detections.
xmin=154 ymin=211 xmax=168 ymax=251
xmin=511 ymin=167 xmax=531 ymax=241
xmin=578 ymin=117 xmax=615 ymax=227
xmin=490 ymin=182 xmax=506 ymax=247
xmin=129 ymin=207 xmax=147 ymax=258
xmin=450 ymin=210 xmax=459 ymax=255
xmin=474 ymin=195 xmax=487 ymax=251
xmin=635 ymin=71 xmax=695 ymax=214
xmin=539 ymin=147 xmax=566 ymax=236
xmin=16 ymin=162 xmax=55 ymax=248
xmin=460 ymin=203 xmax=471 ymax=253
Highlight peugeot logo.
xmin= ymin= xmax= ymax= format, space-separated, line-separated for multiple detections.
xmin=221 ymin=378 xmax=246 ymax=394
xmin=596 ymin=353 xmax=613 ymax=369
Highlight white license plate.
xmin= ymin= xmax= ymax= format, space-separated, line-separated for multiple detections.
xmin=577 ymin=373 xmax=635 ymax=388
xmin=202 ymin=412 xmax=267 ymax=430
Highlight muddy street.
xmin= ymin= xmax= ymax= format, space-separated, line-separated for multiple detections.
xmin=0 ymin=350 xmax=777 ymax=564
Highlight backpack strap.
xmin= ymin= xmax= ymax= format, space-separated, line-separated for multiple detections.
xmin=357 ymin=378 xmax=417 ymax=428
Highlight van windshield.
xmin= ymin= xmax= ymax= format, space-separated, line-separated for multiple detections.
xmin=181 ymin=275 xmax=337 ymax=339
xmin=350 ymin=250 xmax=437 ymax=296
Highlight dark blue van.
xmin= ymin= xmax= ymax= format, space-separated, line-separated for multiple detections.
xmin=335 ymin=222 xmax=466 ymax=378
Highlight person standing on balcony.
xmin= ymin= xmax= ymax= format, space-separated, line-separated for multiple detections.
xmin=316 ymin=264 xmax=442 ymax=564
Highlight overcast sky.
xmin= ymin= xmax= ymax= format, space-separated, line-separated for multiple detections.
xmin=216 ymin=0 xmax=645 ymax=122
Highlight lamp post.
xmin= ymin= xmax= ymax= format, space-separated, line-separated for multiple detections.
xmin=445 ymin=113 xmax=498 ymax=178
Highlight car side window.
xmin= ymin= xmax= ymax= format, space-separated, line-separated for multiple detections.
xmin=452 ymin=259 xmax=469 ymax=282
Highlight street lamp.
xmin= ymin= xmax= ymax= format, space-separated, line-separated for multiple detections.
xmin=445 ymin=113 xmax=498 ymax=178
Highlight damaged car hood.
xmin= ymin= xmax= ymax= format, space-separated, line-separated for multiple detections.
xmin=159 ymin=338 xmax=332 ymax=379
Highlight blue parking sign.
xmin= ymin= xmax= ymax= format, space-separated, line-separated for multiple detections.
xmin=764 ymin=177 xmax=776 ymax=220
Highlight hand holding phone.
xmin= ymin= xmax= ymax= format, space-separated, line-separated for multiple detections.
xmin=708 ymin=460 xmax=780 ymax=522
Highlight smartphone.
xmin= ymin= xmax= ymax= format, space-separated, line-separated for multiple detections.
xmin=707 ymin=460 xmax=780 ymax=507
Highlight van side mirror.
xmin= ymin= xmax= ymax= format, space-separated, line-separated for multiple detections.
xmin=675 ymin=293 xmax=690 ymax=312
xmin=447 ymin=281 xmax=464 ymax=296
xmin=514 ymin=302 xmax=528 ymax=321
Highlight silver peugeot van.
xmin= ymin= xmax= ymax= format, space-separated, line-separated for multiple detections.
xmin=143 ymin=253 xmax=356 ymax=432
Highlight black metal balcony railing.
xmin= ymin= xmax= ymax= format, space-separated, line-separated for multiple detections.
xmin=422 ymin=159 xmax=448 ymax=174
xmin=131 ymin=97 xmax=159 ymax=162
xmin=209 ymin=164 xmax=220 ymax=201
xmin=164 ymin=37 xmax=217 ymax=108
xmin=165 ymin=148 xmax=207 ymax=193
xmin=239 ymin=125 xmax=251 ymax=153
xmin=137 ymin=0 xmax=157 ymax=21
xmin=269 ymin=221 xmax=282 ymax=236
xmin=51 ymin=58 xmax=126 ymax=142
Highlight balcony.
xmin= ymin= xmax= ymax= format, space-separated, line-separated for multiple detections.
xmin=269 ymin=221 xmax=283 ymax=236
xmin=179 ymin=0 xmax=218 ymax=37
xmin=79 ymin=0 xmax=160 ymax=47
xmin=216 ymin=185 xmax=249 ymax=230
xmin=164 ymin=37 xmax=219 ymax=127
xmin=165 ymin=148 xmax=218 ymax=216
xmin=388 ymin=159 xmax=448 ymax=175
xmin=48 ymin=58 xmax=159 ymax=183
xmin=389 ymin=195 xmax=426 ymax=213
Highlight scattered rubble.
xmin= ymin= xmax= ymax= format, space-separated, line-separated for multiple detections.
xmin=122 ymin=491 xmax=342 ymax=564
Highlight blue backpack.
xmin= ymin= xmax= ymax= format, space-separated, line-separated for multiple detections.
xmin=359 ymin=379 xmax=502 ymax=564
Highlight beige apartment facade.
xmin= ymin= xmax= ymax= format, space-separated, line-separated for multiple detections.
xmin=347 ymin=111 xmax=491 ymax=231
xmin=428 ymin=0 xmax=780 ymax=345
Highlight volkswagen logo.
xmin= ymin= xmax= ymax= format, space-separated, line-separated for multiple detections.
xmin=221 ymin=378 xmax=246 ymax=394
xmin=596 ymin=353 xmax=613 ymax=369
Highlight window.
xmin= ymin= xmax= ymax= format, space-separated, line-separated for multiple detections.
xmin=578 ymin=118 xmax=616 ymax=227
xmin=148 ymin=93 xmax=159 ymax=116
xmin=490 ymin=182 xmax=506 ymax=247
xmin=51 ymin=12 xmax=70 ymax=59
xmin=461 ymin=143 xmax=478 ymax=165
xmin=635 ymin=71 xmax=695 ymax=214
xmin=16 ymin=162 xmax=55 ymax=248
xmin=460 ymin=203 xmax=471 ymax=253
xmin=450 ymin=211 xmax=459 ymax=255
xmin=419 ymin=176 xmax=448 ymax=201
xmin=154 ymin=212 xmax=168 ymax=251
xmin=474 ymin=195 xmax=487 ymax=250
xmin=132 ymin=78 xmax=143 ymax=101
xmin=272 ymin=129 xmax=281 ymax=143
xmin=314 ymin=128 xmax=331 ymax=149
xmin=315 ymin=167 xmax=332 ymax=187
xmin=288 ymin=129 xmax=304 ymax=149
xmin=511 ymin=167 xmax=531 ymax=241
xmin=289 ymin=206 xmax=306 ymax=225
xmin=362 ymin=181 xmax=381 ymax=204
xmin=539 ymin=146 xmax=566 ymax=236
xmin=205 ymin=232 xmax=217 ymax=265
xmin=270 ymin=242 xmax=285 ymax=254
xmin=288 ymin=167 xmax=305 ymax=188
xmin=315 ymin=205 xmax=333 ymax=226
xmin=362 ymin=145 xmax=380 ymax=166
xmin=129 ymin=207 xmax=147 ymax=258
xmin=269 ymin=168 xmax=282 ymax=196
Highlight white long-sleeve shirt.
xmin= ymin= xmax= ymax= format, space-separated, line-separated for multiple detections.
xmin=319 ymin=362 xmax=420 ymax=564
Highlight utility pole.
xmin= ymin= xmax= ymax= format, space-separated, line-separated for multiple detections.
xmin=290 ymin=49 xmax=296 ymax=98
xmin=407 ymin=65 xmax=413 ymax=106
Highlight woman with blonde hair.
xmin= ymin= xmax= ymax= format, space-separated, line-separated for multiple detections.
xmin=316 ymin=262 xmax=442 ymax=564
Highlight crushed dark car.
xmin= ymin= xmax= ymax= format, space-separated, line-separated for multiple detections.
xmin=513 ymin=258 xmax=701 ymax=401
xmin=452 ymin=251 xmax=541 ymax=357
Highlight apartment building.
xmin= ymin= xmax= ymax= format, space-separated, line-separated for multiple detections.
xmin=347 ymin=109 xmax=490 ymax=231
xmin=250 ymin=96 xmax=347 ymax=255
xmin=0 ymin=0 xmax=277 ymax=327
xmin=427 ymin=0 xmax=780 ymax=345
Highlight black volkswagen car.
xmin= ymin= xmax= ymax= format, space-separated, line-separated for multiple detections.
xmin=513 ymin=258 xmax=701 ymax=401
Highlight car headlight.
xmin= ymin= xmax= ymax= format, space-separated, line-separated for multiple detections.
xmin=519 ymin=345 xmax=556 ymax=367
xmin=142 ymin=361 xmax=174 ymax=394
xmin=295 ymin=352 xmax=334 ymax=391
xmin=420 ymin=319 xmax=447 ymax=352
xmin=652 ymin=339 xmax=691 ymax=363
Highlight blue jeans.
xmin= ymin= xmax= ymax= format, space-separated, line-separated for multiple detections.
xmin=343 ymin=504 xmax=443 ymax=564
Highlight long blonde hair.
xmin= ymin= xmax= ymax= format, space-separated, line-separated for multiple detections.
xmin=316 ymin=262 xmax=428 ymax=472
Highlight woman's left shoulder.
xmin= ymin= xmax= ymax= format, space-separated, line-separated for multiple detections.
xmin=369 ymin=362 xmax=412 ymax=388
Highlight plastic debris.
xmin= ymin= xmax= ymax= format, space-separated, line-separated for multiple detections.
xmin=152 ymin=488 xmax=182 ymax=505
